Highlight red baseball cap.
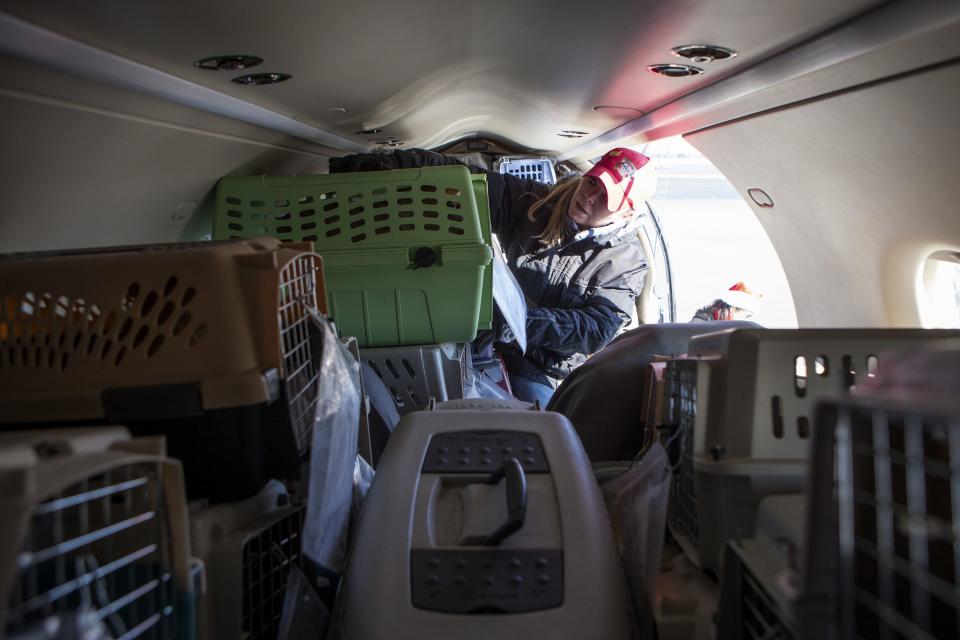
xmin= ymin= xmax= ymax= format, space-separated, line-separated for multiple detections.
xmin=718 ymin=281 xmax=763 ymax=312
xmin=584 ymin=147 xmax=652 ymax=212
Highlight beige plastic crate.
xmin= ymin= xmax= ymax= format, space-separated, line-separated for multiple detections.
xmin=0 ymin=239 xmax=325 ymax=443
xmin=0 ymin=427 xmax=194 ymax=637
xmin=663 ymin=328 xmax=960 ymax=570
xmin=190 ymin=481 xmax=305 ymax=640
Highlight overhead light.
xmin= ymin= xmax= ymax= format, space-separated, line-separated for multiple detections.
xmin=194 ymin=55 xmax=263 ymax=71
xmin=231 ymin=72 xmax=292 ymax=86
xmin=671 ymin=44 xmax=738 ymax=64
xmin=646 ymin=64 xmax=703 ymax=78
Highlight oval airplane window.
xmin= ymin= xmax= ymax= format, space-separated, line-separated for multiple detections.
xmin=919 ymin=250 xmax=960 ymax=328
xmin=641 ymin=136 xmax=797 ymax=327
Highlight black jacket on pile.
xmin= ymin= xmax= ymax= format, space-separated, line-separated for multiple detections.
xmin=329 ymin=149 xmax=648 ymax=385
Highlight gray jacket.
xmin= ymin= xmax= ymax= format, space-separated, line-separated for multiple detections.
xmin=329 ymin=149 xmax=647 ymax=384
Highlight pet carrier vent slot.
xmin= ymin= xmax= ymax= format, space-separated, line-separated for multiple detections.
xmin=815 ymin=355 xmax=829 ymax=376
xmin=0 ymin=280 xmax=199 ymax=372
xmin=385 ymin=359 xmax=401 ymax=379
xmin=794 ymin=356 xmax=807 ymax=397
xmin=772 ymin=395 xmax=784 ymax=439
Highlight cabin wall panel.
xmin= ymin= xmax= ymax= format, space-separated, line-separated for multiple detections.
xmin=687 ymin=63 xmax=960 ymax=327
xmin=0 ymin=58 xmax=334 ymax=252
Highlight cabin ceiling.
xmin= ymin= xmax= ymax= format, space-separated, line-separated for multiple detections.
xmin=0 ymin=0 xmax=886 ymax=154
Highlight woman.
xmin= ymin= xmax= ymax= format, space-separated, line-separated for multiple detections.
xmin=329 ymin=147 xmax=654 ymax=405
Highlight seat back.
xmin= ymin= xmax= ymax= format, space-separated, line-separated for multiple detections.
xmin=546 ymin=321 xmax=759 ymax=460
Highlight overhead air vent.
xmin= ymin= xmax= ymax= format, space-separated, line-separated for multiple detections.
xmin=356 ymin=128 xmax=383 ymax=135
xmin=646 ymin=64 xmax=703 ymax=78
xmin=195 ymin=55 xmax=263 ymax=71
xmin=232 ymin=72 xmax=292 ymax=86
xmin=557 ymin=130 xmax=588 ymax=138
xmin=671 ymin=44 xmax=738 ymax=64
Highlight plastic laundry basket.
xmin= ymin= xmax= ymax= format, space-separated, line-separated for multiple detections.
xmin=214 ymin=166 xmax=493 ymax=347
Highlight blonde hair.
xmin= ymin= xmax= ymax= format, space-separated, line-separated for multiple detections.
xmin=527 ymin=178 xmax=581 ymax=247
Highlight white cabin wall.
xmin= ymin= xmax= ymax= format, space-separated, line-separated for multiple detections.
xmin=0 ymin=56 xmax=338 ymax=253
xmin=686 ymin=62 xmax=960 ymax=328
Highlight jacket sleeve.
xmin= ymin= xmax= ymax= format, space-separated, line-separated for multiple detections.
xmin=524 ymin=254 xmax=647 ymax=357
xmin=328 ymin=148 xmax=550 ymax=238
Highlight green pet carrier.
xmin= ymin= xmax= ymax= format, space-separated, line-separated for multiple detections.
xmin=214 ymin=166 xmax=493 ymax=347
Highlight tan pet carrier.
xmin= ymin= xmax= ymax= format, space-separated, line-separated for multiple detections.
xmin=662 ymin=327 xmax=960 ymax=571
xmin=0 ymin=427 xmax=196 ymax=639
xmin=0 ymin=239 xmax=327 ymax=502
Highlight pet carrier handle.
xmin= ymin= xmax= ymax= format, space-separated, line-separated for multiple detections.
xmin=483 ymin=457 xmax=527 ymax=546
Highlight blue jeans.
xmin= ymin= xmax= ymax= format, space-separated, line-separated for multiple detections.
xmin=510 ymin=375 xmax=555 ymax=408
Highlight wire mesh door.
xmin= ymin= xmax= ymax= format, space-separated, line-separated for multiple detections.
xmin=241 ymin=506 xmax=306 ymax=640
xmin=830 ymin=401 xmax=960 ymax=640
xmin=6 ymin=462 xmax=178 ymax=639
xmin=278 ymin=255 xmax=323 ymax=454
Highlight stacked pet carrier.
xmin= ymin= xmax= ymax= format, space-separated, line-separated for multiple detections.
xmin=336 ymin=405 xmax=635 ymax=639
xmin=0 ymin=238 xmax=336 ymax=639
xmin=0 ymin=238 xmax=327 ymax=501
xmin=715 ymin=494 xmax=805 ymax=640
xmin=661 ymin=328 xmax=960 ymax=571
xmin=213 ymin=166 xmax=494 ymax=414
xmin=190 ymin=481 xmax=306 ymax=640
xmin=497 ymin=156 xmax=558 ymax=185
xmin=0 ymin=427 xmax=196 ymax=639
xmin=797 ymin=394 xmax=960 ymax=640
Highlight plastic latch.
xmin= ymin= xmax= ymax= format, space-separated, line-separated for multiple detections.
xmin=409 ymin=247 xmax=438 ymax=270
xmin=262 ymin=368 xmax=281 ymax=403
xmin=190 ymin=558 xmax=207 ymax=595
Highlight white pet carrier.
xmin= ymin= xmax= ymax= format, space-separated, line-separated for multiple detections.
xmin=189 ymin=480 xmax=305 ymax=640
xmin=0 ymin=428 xmax=195 ymax=639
